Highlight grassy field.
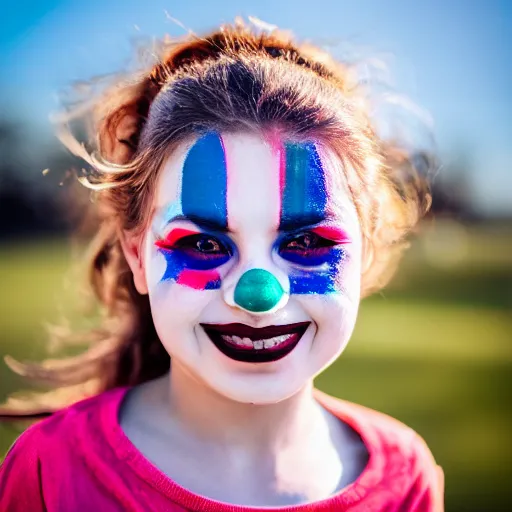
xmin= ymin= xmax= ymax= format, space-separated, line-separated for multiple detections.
xmin=1 ymin=224 xmax=511 ymax=511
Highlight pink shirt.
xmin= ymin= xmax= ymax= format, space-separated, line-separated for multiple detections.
xmin=0 ymin=387 xmax=443 ymax=511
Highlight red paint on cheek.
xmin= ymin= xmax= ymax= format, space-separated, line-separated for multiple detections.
xmin=311 ymin=226 xmax=351 ymax=243
xmin=177 ymin=269 xmax=221 ymax=290
xmin=155 ymin=228 xmax=199 ymax=249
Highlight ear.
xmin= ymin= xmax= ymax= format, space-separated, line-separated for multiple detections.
xmin=119 ymin=230 xmax=149 ymax=295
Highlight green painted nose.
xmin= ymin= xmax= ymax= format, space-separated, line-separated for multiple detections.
xmin=234 ymin=268 xmax=284 ymax=313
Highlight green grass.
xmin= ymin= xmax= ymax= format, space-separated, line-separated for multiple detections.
xmin=1 ymin=226 xmax=511 ymax=511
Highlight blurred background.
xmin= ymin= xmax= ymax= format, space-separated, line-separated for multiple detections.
xmin=1 ymin=0 xmax=511 ymax=510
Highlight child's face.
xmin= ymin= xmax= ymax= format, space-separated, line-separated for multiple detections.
xmin=139 ymin=131 xmax=362 ymax=404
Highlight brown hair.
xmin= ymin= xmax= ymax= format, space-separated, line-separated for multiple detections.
xmin=2 ymin=22 xmax=432 ymax=416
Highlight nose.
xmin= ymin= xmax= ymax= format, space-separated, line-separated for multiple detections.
xmin=229 ymin=268 xmax=289 ymax=314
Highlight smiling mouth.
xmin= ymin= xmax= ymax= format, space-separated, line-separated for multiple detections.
xmin=200 ymin=322 xmax=311 ymax=363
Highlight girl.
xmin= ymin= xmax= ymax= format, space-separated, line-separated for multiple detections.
xmin=0 ymin=22 xmax=443 ymax=511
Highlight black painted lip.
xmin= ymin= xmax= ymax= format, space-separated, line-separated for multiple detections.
xmin=201 ymin=322 xmax=311 ymax=364
xmin=200 ymin=322 xmax=310 ymax=341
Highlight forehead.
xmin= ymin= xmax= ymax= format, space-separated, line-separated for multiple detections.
xmin=154 ymin=131 xmax=355 ymax=228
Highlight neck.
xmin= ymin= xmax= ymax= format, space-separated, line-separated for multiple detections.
xmin=165 ymin=363 xmax=325 ymax=453
xmin=139 ymin=365 xmax=349 ymax=504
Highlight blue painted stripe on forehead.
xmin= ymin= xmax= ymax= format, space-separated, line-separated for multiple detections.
xmin=279 ymin=142 xmax=327 ymax=231
xmin=181 ymin=133 xmax=228 ymax=229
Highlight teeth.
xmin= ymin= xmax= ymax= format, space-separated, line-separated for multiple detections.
xmin=221 ymin=335 xmax=243 ymax=346
xmin=242 ymin=337 xmax=253 ymax=347
xmin=220 ymin=333 xmax=295 ymax=349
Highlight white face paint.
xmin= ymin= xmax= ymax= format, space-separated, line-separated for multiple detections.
xmin=142 ymin=131 xmax=362 ymax=404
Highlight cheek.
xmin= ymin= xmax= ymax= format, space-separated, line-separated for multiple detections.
xmin=288 ymin=247 xmax=354 ymax=296
xmin=177 ymin=269 xmax=221 ymax=290
xmin=144 ymin=248 xmax=219 ymax=348
xmin=299 ymin=292 xmax=359 ymax=356
xmin=150 ymin=248 xmax=222 ymax=291
xmin=146 ymin=274 xmax=215 ymax=350
xmin=146 ymin=249 xmax=167 ymax=289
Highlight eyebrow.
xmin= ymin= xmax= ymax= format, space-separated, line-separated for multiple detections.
xmin=163 ymin=213 xmax=230 ymax=233
xmin=278 ymin=212 xmax=336 ymax=232
xmin=160 ymin=210 xmax=345 ymax=234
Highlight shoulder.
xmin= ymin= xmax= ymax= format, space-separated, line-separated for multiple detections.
xmin=316 ymin=390 xmax=444 ymax=510
xmin=1 ymin=387 xmax=127 ymax=466
xmin=317 ymin=389 xmax=437 ymax=466
xmin=0 ymin=388 xmax=131 ymax=511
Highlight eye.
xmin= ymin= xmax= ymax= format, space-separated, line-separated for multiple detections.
xmin=169 ymin=234 xmax=230 ymax=255
xmin=281 ymin=232 xmax=336 ymax=252
xmin=156 ymin=232 xmax=232 ymax=269
xmin=279 ymin=232 xmax=338 ymax=266
xmin=188 ymin=236 xmax=222 ymax=253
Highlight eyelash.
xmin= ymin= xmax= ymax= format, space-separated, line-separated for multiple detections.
xmin=158 ymin=234 xmax=232 ymax=257
xmin=279 ymin=232 xmax=337 ymax=253
xmin=277 ymin=232 xmax=340 ymax=266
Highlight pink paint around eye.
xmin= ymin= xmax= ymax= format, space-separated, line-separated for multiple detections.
xmin=155 ymin=228 xmax=200 ymax=249
xmin=311 ymin=226 xmax=351 ymax=243
xmin=177 ymin=269 xmax=221 ymax=290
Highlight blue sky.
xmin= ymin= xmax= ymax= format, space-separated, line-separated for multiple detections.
xmin=1 ymin=0 xmax=511 ymax=214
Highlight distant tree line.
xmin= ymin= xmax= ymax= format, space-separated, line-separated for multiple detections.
xmin=0 ymin=118 xmax=88 ymax=241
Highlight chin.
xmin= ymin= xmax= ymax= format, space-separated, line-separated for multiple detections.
xmin=198 ymin=323 xmax=340 ymax=405
xmin=207 ymin=371 xmax=311 ymax=405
